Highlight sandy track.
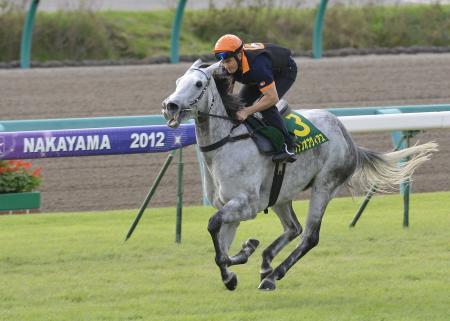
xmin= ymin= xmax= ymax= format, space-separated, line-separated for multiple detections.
xmin=1 ymin=53 xmax=449 ymax=212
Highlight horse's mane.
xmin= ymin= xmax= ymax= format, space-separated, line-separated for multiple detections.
xmin=211 ymin=70 xmax=245 ymax=118
xmin=196 ymin=63 xmax=244 ymax=117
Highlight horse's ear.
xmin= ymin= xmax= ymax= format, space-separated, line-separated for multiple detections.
xmin=204 ymin=61 xmax=221 ymax=77
xmin=189 ymin=59 xmax=204 ymax=70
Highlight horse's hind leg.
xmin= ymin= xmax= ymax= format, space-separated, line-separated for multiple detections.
xmin=259 ymin=183 xmax=337 ymax=291
xmin=260 ymin=201 xmax=302 ymax=281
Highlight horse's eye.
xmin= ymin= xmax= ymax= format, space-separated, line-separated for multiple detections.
xmin=196 ymin=80 xmax=203 ymax=88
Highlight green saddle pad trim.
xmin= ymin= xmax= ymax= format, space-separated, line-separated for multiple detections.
xmin=283 ymin=111 xmax=329 ymax=154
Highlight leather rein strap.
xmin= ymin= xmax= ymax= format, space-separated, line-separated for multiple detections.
xmin=199 ymin=121 xmax=254 ymax=152
xmin=197 ymin=111 xmax=236 ymax=122
xmin=199 ymin=132 xmax=252 ymax=152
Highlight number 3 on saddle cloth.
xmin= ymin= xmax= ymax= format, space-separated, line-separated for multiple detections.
xmin=243 ymin=101 xmax=329 ymax=156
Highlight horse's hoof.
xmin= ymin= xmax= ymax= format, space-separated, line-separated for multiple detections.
xmin=224 ymin=272 xmax=238 ymax=291
xmin=258 ymin=278 xmax=276 ymax=291
xmin=260 ymin=268 xmax=273 ymax=281
xmin=246 ymin=239 xmax=260 ymax=250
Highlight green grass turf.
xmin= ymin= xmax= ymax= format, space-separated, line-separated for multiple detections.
xmin=0 ymin=192 xmax=449 ymax=321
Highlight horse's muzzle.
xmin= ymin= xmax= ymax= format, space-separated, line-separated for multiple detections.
xmin=162 ymin=100 xmax=182 ymax=128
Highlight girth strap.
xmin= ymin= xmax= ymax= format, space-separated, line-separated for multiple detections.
xmin=264 ymin=162 xmax=287 ymax=214
xmin=199 ymin=133 xmax=252 ymax=152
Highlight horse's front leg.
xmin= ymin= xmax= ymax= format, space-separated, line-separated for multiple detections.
xmin=207 ymin=194 xmax=258 ymax=291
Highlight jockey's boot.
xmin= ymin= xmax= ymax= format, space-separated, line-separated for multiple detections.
xmin=261 ymin=106 xmax=297 ymax=163
xmin=272 ymin=143 xmax=297 ymax=163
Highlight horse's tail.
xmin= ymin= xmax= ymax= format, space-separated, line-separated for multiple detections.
xmin=349 ymin=141 xmax=438 ymax=193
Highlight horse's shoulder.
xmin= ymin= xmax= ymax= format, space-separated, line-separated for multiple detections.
xmin=295 ymin=109 xmax=338 ymax=124
xmin=298 ymin=108 xmax=334 ymax=117
xmin=293 ymin=109 xmax=346 ymax=143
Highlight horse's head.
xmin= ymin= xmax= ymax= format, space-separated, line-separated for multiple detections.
xmin=162 ymin=59 xmax=220 ymax=128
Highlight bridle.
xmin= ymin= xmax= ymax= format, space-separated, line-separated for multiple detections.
xmin=188 ymin=68 xmax=212 ymax=109
xmin=167 ymin=67 xmax=252 ymax=153
xmin=183 ymin=68 xmax=255 ymax=152
xmin=187 ymin=68 xmax=238 ymax=123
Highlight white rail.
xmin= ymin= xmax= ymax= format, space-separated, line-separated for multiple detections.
xmin=335 ymin=111 xmax=450 ymax=133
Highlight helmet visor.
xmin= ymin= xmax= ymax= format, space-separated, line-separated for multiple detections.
xmin=215 ymin=51 xmax=234 ymax=61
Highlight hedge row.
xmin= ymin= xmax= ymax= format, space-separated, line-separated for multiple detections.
xmin=0 ymin=4 xmax=449 ymax=63
xmin=189 ymin=4 xmax=450 ymax=54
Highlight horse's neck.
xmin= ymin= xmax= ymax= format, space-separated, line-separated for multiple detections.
xmin=194 ymin=87 xmax=236 ymax=156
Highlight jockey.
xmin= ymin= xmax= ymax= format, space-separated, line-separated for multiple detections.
xmin=213 ymin=34 xmax=297 ymax=163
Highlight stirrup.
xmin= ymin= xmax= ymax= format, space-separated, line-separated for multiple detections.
xmin=272 ymin=144 xmax=297 ymax=163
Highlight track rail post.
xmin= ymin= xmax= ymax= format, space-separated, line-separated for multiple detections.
xmin=20 ymin=0 xmax=39 ymax=68
xmin=175 ymin=148 xmax=184 ymax=243
xmin=125 ymin=150 xmax=177 ymax=241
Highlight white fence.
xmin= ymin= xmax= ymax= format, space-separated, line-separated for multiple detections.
xmin=335 ymin=111 xmax=450 ymax=133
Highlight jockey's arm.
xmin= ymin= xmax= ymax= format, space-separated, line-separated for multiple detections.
xmin=236 ymin=83 xmax=279 ymax=121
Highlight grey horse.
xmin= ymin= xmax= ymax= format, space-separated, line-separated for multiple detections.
xmin=162 ymin=60 xmax=437 ymax=291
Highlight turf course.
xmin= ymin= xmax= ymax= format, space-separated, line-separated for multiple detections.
xmin=0 ymin=192 xmax=448 ymax=321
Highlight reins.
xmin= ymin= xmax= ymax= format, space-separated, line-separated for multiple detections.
xmin=199 ymin=124 xmax=253 ymax=152
xmin=185 ymin=67 xmax=252 ymax=152
xmin=197 ymin=111 xmax=237 ymax=122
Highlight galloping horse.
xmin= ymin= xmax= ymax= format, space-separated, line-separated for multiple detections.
xmin=162 ymin=60 xmax=437 ymax=291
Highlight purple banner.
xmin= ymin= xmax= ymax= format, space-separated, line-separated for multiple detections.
xmin=0 ymin=124 xmax=196 ymax=160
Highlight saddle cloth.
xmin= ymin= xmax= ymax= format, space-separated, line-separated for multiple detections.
xmin=243 ymin=100 xmax=329 ymax=156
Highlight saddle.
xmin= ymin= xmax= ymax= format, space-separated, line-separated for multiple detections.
xmin=243 ymin=99 xmax=293 ymax=155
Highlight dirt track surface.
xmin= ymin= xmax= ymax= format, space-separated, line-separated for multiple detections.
xmin=1 ymin=53 xmax=450 ymax=212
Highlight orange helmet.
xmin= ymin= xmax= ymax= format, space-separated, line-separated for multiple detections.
xmin=213 ymin=34 xmax=243 ymax=60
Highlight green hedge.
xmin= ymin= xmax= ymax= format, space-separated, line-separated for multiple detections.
xmin=0 ymin=4 xmax=449 ymax=62
xmin=0 ymin=11 xmax=126 ymax=62
xmin=189 ymin=4 xmax=450 ymax=54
